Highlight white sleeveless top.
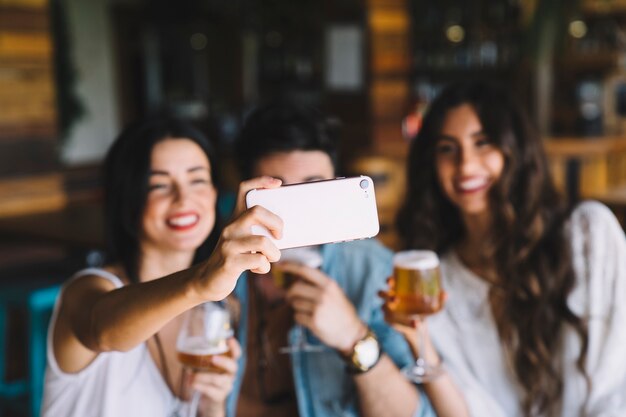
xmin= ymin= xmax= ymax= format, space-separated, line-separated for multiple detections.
xmin=41 ymin=268 xmax=177 ymax=417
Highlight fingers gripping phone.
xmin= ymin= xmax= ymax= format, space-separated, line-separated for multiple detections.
xmin=245 ymin=176 xmax=380 ymax=250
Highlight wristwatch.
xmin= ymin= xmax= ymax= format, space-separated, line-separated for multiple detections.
xmin=344 ymin=327 xmax=381 ymax=374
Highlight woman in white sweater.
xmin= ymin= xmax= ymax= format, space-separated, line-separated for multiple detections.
xmin=385 ymin=81 xmax=626 ymax=417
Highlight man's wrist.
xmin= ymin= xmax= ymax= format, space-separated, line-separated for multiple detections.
xmin=340 ymin=326 xmax=381 ymax=374
xmin=338 ymin=321 xmax=369 ymax=356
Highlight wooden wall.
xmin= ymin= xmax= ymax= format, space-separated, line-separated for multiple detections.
xmin=362 ymin=0 xmax=411 ymax=248
xmin=0 ymin=0 xmax=66 ymax=216
xmin=366 ymin=0 xmax=410 ymax=156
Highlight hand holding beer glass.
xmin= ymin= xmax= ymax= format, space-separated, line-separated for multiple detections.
xmin=272 ymin=246 xmax=324 ymax=354
xmin=176 ymin=302 xmax=234 ymax=417
xmin=388 ymin=250 xmax=444 ymax=383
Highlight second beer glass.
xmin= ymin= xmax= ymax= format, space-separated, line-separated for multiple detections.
xmin=273 ymin=246 xmax=324 ymax=353
xmin=176 ymin=302 xmax=233 ymax=417
xmin=391 ymin=250 xmax=444 ymax=382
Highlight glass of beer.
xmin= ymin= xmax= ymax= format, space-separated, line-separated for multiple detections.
xmin=176 ymin=302 xmax=233 ymax=417
xmin=392 ymin=250 xmax=443 ymax=383
xmin=273 ymin=246 xmax=324 ymax=354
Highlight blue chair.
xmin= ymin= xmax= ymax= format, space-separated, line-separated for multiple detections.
xmin=0 ymin=283 xmax=61 ymax=417
xmin=217 ymin=191 xmax=236 ymax=220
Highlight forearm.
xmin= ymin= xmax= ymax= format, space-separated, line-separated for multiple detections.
xmin=421 ymin=370 xmax=470 ymax=417
xmin=200 ymin=403 xmax=226 ymax=417
xmin=88 ymin=264 xmax=205 ymax=351
xmin=404 ymin=331 xmax=469 ymax=417
xmin=354 ymin=355 xmax=419 ymax=417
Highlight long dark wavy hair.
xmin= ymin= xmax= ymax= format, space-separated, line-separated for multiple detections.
xmin=397 ymin=81 xmax=589 ymax=416
xmin=103 ymin=116 xmax=221 ymax=283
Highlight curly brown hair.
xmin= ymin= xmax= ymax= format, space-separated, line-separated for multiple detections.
xmin=397 ymin=81 xmax=590 ymax=416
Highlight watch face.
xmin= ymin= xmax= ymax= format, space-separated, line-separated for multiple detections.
xmin=355 ymin=336 xmax=380 ymax=368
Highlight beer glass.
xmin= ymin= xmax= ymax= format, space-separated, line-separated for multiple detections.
xmin=274 ymin=246 xmax=324 ymax=354
xmin=176 ymin=302 xmax=233 ymax=417
xmin=392 ymin=250 xmax=444 ymax=382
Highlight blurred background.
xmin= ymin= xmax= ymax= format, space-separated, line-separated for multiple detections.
xmin=2 ymin=0 xmax=626 ymax=415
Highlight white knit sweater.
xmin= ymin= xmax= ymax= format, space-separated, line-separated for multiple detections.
xmin=429 ymin=201 xmax=626 ymax=417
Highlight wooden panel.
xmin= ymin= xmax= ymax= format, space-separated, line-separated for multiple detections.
xmin=367 ymin=0 xmax=408 ymax=8
xmin=580 ymin=157 xmax=608 ymax=196
xmin=0 ymin=138 xmax=58 ymax=176
xmin=372 ymin=121 xmax=404 ymax=144
xmin=370 ymin=79 xmax=409 ymax=120
xmin=0 ymin=7 xmax=49 ymax=31
xmin=377 ymin=207 xmax=401 ymax=250
xmin=366 ymin=0 xmax=410 ymax=151
xmin=0 ymin=202 xmax=103 ymax=248
xmin=0 ymin=31 xmax=52 ymax=60
xmin=368 ymin=8 xmax=410 ymax=31
xmin=544 ymin=136 xmax=626 ymax=157
xmin=544 ymin=136 xmax=626 ymax=198
xmin=368 ymin=8 xmax=410 ymax=74
xmin=0 ymin=173 xmax=66 ymax=217
xmin=370 ymin=43 xmax=410 ymax=74
xmin=0 ymin=0 xmax=46 ymax=9
xmin=583 ymin=0 xmax=626 ymax=14
xmin=548 ymin=156 xmax=566 ymax=192
xmin=0 ymin=29 xmax=54 ymax=140
xmin=372 ymin=138 xmax=408 ymax=158
xmin=0 ymin=0 xmax=60 ymax=217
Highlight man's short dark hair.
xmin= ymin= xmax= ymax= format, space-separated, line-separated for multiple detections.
xmin=234 ymin=101 xmax=340 ymax=179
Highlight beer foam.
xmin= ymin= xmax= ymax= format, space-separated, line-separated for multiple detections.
xmin=280 ymin=246 xmax=323 ymax=268
xmin=393 ymin=250 xmax=439 ymax=270
xmin=177 ymin=336 xmax=229 ymax=355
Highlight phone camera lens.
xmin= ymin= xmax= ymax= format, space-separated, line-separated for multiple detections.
xmin=359 ymin=179 xmax=369 ymax=189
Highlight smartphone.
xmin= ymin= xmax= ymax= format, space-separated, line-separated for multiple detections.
xmin=245 ymin=176 xmax=380 ymax=250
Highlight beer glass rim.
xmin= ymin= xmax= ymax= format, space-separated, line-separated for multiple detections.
xmin=279 ymin=246 xmax=323 ymax=268
xmin=393 ymin=250 xmax=439 ymax=270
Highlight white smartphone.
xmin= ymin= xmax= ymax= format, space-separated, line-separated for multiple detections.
xmin=245 ymin=176 xmax=380 ymax=249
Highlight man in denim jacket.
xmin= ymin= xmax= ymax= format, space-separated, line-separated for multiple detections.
xmin=225 ymin=101 xmax=435 ymax=417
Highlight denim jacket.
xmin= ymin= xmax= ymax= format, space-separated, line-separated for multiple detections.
xmin=226 ymin=239 xmax=435 ymax=417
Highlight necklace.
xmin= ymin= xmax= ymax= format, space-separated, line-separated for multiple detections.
xmin=154 ymin=334 xmax=191 ymax=417
xmin=153 ymin=333 xmax=175 ymax=394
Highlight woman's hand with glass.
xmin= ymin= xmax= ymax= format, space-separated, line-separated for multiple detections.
xmin=379 ymin=283 xmax=444 ymax=365
xmin=176 ymin=302 xmax=239 ymax=417
xmin=379 ymin=251 xmax=447 ymax=383
xmin=185 ymin=337 xmax=241 ymax=417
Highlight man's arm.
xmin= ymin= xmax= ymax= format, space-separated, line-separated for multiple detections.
xmin=283 ymin=263 xmax=422 ymax=417
xmin=353 ymin=354 xmax=420 ymax=417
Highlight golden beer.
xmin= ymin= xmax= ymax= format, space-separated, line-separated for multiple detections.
xmin=392 ymin=250 xmax=442 ymax=317
xmin=177 ymin=348 xmax=233 ymax=373
xmin=271 ymin=266 xmax=297 ymax=289
xmin=272 ymin=246 xmax=323 ymax=289
xmin=176 ymin=302 xmax=233 ymax=373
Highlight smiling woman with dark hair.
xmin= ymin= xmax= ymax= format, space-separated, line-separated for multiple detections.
xmin=103 ymin=117 xmax=221 ymax=283
xmin=41 ymin=116 xmax=285 ymax=417
xmin=383 ymin=81 xmax=626 ymax=417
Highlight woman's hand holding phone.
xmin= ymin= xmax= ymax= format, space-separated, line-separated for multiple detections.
xmin=193 ymin=177 xmax=284 ymax=301
xmin=233 ymin=176 xmax=283 ymax=217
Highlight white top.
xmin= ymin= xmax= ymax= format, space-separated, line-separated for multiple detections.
xmin=41 ymin=268 xmax=177 ymax=417
xmin=429 ymin=202 xmax=626 ymax=417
